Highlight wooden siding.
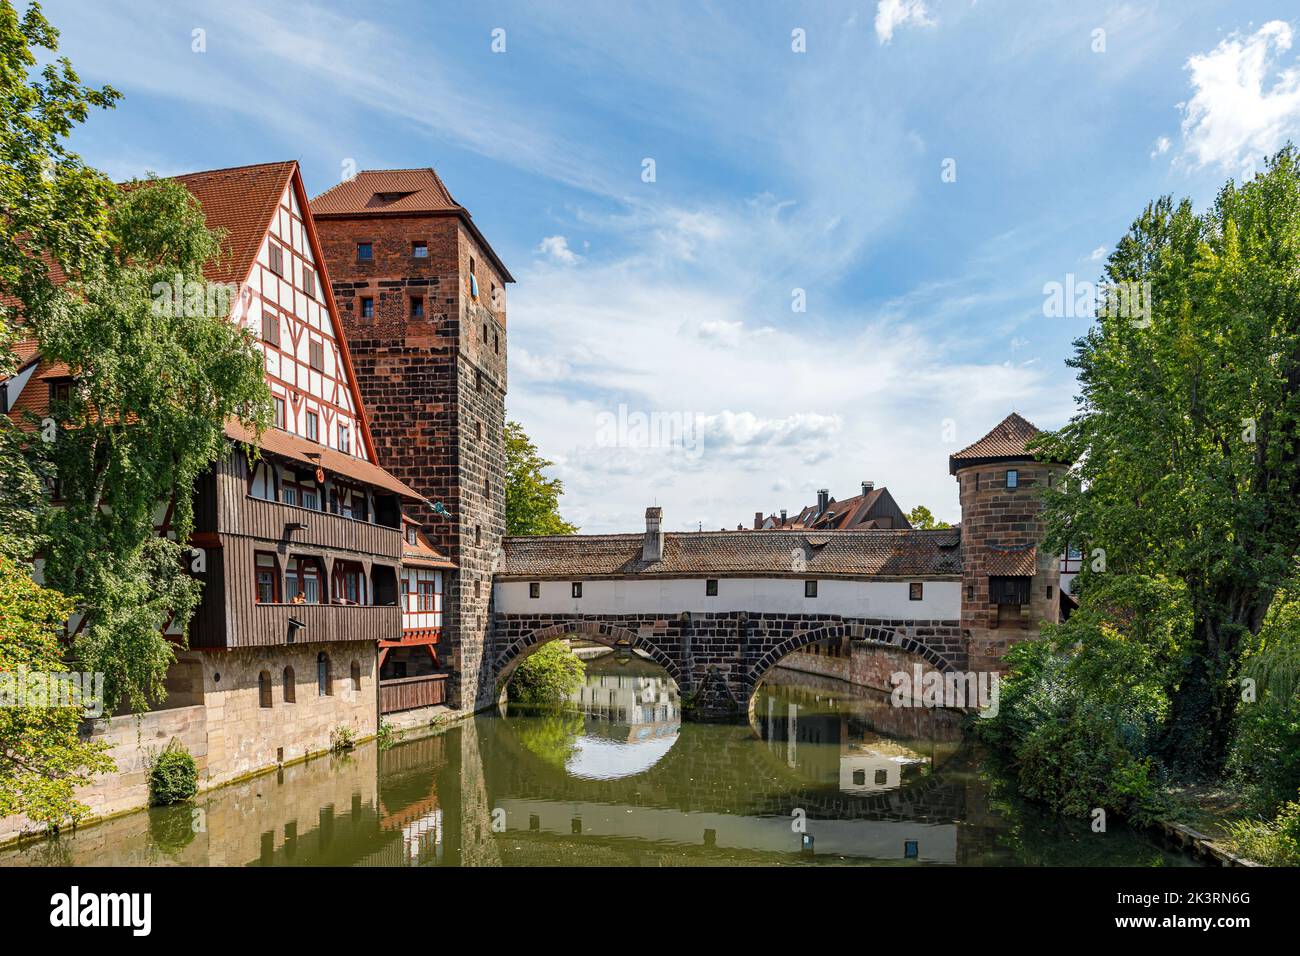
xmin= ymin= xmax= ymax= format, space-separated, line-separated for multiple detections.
xmin=187 ymin=450 xmax=406 ymax=650
xmin=379 ymin=674 xmax=448 ymax=713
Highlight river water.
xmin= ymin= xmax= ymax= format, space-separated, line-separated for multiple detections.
xmin=1 ymin=653 xmax=1195 ymax=866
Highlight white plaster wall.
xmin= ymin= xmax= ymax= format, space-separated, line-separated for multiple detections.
xmin=495 ymin=577 xmax=961 ymax=619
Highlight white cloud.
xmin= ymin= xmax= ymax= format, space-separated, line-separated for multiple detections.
xmin=875 ymin=0 xmax=935 ymax=45
xmin=1089 ymin=245 xmax=1107 ymax=261
xmin=537 ymin=235 xmax=581 ymax=265
xmin=1180 ymin=20 xmax=1300 ymax=173
xmin=1150 ymin=135 xmax=1171 ymax=159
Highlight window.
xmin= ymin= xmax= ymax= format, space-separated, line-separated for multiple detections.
xmin=482 ymin=323 xmax=488 ymax=344
xmin=909 ymin=582 xmax=924 ymax=601
xmin=469 ymin=257 xmax=478 ymax=298
xmin=357 ymin=242 xmax=373 ymax=261
xmin=475 ymin=368 xmax=482 ymax=391
xmin=49 ymin=379 xmax=72 ymax=408
xmin=273 ymin=396 xmax=285 ymax=429
xmin=483 ymin=477 xmax=490 ymax=500
xmin=412 ymin=241 xmax=427 ymax=258
xmin=360 ymin=297 xmax=374 ymax=318
xmin=287 ymin=557 xmax=324 ymax=604
xmin=258 ymin=671 xmax=273 ymax=708
xmin=475 ymin=524 xmax=481 ymax=546
xmin=317 ymin=652 xmax=332 ymax=696
xmin=706 ymin=579 xmax=719 ymax=596
xmin=571 ymin=582 xmax=583 ymax=599
xmin=1006 ymin=469 xmax=1019 ymax=489
xmin=804 ymin=580 xmax=818 ymax=598
xmin=338 ymin=423 xmax=350 ymax=454
xmin=494 ymin=330 xmax=499 ymax=354
xmin=309 ymin=340 xmax=324 ymax=372
xmin=333 ymin=561 xmax=366 ymax=605
xmin=250 ymin=460 xmax=276 ymax=501
xmin=268 ymin=242 xmax=284 ymax=277
xmin=417 ymin=574 xmax=438 ymax=611
xmin=989 ymin=575 xmax=1031 ymax=605
xmin=529 ymin=582 xmax=540 ymax=599
xmin=476 ymin=421 xmax=483 ymax=441
xmin=350 ymin=660 xmax=361 ymax=692
xmin=411 ymin=296 xmax=424 ymax=319
xmin=262 ymin=311 xmax=279 ymax=346
xmin=306 ymin=410 xmax=319 ymax=442
xmin=967 ymin=584 xmax=975 ymax=601
xmin=255 ymin=553 xmax=280 ymax=604
xmin=405 ymin=525 xmax=417 ymax=546
xmin=303 ymin=268 xmax=316 ymax=299
xmin=282 ymin=666 xmax=295 ymax=703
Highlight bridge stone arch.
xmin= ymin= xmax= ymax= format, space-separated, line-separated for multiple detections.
xmin=492 ymin=619 xmax=683 ymax=690
xmin=748 ymin=622 xmax=957 ymax=689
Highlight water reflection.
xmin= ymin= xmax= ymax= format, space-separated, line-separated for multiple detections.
xmin=0 ymin=657 xmax=1198 ymax=868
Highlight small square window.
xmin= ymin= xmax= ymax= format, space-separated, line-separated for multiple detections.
xmin=909 ymin=582 xmax=924 ymax=601
xmin=357 ymin=242 xmax=373 ymax=261
xmin=1006 ymin=469 xmax=1019 ymax=489
xmin=529 ymin=582 xmax=540 ymax=599
xmin=706 ymin=578 xmax=718 ymax=596
xmin=411 ymin=297 xmax=424 ymax=319
xmin=571 ymin=582 xmax=583 ymax=599
xmin=360 ymin=297 xmax=374 ymax=319
xmin=804 ymin=580 xmax=818 ymax=598
xmin=412 ymin=241 xmax=428 ymax=258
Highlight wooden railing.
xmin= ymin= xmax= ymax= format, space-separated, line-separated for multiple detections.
xmin=380 ymin=673 xmax=449 ymax=714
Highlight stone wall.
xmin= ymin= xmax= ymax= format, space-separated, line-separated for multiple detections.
xmin=315 ymin=212 xmax=508 ymax=714
xmin=0 ymin=703 xmax=207 ymax=845
xmin=196 ymin=641 xmax=377 ymax=787
xmin=491 ymin=612 xmax=964 ymax=717
xmin=956 ymin=461 xmax=1066 ymax=672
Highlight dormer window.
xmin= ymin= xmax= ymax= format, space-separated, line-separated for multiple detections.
xmin=406 ymin=525 xmax=417 ymax=546
xmin=1006 ymin=469 xmax=1019 ymax=489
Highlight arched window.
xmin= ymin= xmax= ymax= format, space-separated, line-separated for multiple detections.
xmin=258 ymin=670 xmax=273 ymax=709
xmin=350 ymin=660 xmax=361 ymax=692
xmin=317 ymin=652 xmax=332 ymax=697
xmin=283 ymin=666 xmax=296 ymax=703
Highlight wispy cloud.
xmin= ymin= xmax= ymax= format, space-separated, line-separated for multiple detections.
xmin=875 ymin=0 xmax=936 ymax=45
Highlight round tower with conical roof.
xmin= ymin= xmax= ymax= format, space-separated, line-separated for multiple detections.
xmin=950 ymin=413 xmax=1070 ymax=673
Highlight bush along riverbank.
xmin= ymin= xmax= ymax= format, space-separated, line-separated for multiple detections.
xmin=974 ymin=576 xmax=1300 ymax=866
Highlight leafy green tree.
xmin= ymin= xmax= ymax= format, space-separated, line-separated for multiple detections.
xmin=30 ymin=177 xmax=272 ymax=713
xmin=0 ymin=554 xmax=114 ymax=829
xmin=507 ymin=641 xmax=586 ymax=705
xmin=1035 ymin=147 xmax=1300 ymax=775
xmin=906 ymin=505 xmax=950 ymax=530
xmin=504 ymin=420 xmax=577 ymax=536
xmin=1 ymin=0 xmax=118 ymax=564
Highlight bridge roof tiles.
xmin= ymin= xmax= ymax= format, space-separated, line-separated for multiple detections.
xmin=499 ymin=528 xmax=962 ymax=579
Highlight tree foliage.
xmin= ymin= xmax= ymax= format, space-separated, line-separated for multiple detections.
xmin=504 ymin=420 xmax=577 ymax=536
xmin=27 ymin=177 xmax=272 ymax=713
xmin=507 ymin=641 xmax=586 ymax=705
xmin=0 ymin=554 xmax=114 ymax=829
xmin=1033 ymin=147 xmax=1300 ymax=775
xmin=906 ymin=505 xmax=950 ymax=530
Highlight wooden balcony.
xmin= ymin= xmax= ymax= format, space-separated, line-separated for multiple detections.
xmin=380 ymin=673 xmax=449 ymax=714
xmin=237 ymin=602 xmax=400 ymax=648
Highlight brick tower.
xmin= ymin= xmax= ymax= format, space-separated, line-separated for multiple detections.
xmin=950 ymin=413 xmax=1069 ymax=673
xmin=311 ymin=169 xmax=512 ymax=710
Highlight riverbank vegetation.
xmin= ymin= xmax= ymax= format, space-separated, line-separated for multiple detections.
xmin=980 ymin=147 xmax=1300 ymax=863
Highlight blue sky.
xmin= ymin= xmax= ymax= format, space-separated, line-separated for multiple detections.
xmin=42 ymin=0 xmax=1300 ymax=531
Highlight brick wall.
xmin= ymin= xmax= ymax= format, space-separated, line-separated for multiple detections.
xmin=315 ymin=211 xmax=508 ymax=711
xmin=956 ymin=462 xmax=1065 ymax=672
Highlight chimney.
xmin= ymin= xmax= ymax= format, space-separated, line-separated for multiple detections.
xmin=754 ymin=511 xmax=763 ymax=530
xmin=780 ymin=509 xmax=787 ymax=526
xmin=862 ymin=480 xmax=875 ymax=496
xmin=643 ymin=506 xmax=664 ymax=562
xmin=817 ymin=488 xmax=829 ymax=514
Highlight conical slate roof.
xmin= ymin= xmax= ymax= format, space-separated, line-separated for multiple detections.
xmin=949 ymin=412 xmax=1052 ymax=473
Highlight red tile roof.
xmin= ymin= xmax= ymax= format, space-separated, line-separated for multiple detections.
xmin=985 ymin=544 xmax=1037 ymax=577
xmin=310 ymin=169 xmax=459 ymax=216
xmin=499 ymin=528 xmax=962 ymax=579
xmin=949 ymin=412 xmax=1046 ymax=473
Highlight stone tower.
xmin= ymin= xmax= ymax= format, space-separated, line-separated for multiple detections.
xmin=311 ymin=169 xmax=512 ymax=711
xmin=950 ymin=413 xmax=1069 ymax=673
